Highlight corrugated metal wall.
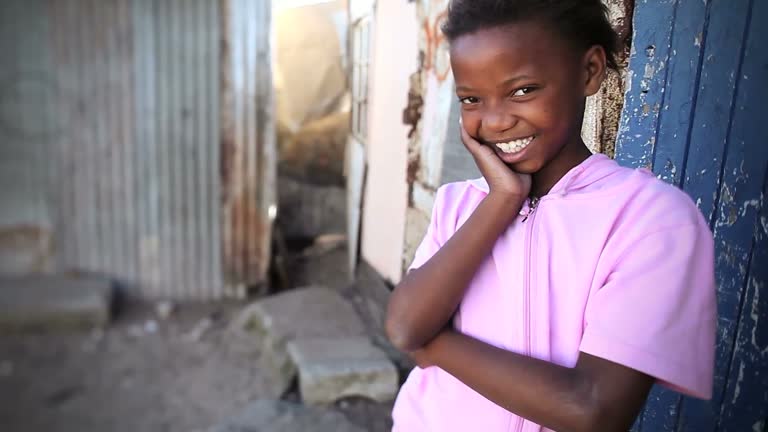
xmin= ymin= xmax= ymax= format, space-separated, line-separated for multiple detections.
xmin=0 ymin=0 xmax=274 ymax=300
xmin=219 ymin=0 xmax=276 ymax=295
xmin=0 ymin=0 xmax=56 ymax=275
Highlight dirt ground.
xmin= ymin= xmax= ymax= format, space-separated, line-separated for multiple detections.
xmin=0 ymin=300 xmax=394 ymax=432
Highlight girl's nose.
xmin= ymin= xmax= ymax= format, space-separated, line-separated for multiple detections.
xmin=482 ymin=107 xmax=518 ymax=135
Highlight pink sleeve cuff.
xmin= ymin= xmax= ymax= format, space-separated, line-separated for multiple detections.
xmin=580 ymin=326 xmax=713 ymax=400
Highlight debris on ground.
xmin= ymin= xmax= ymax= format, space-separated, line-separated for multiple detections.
xmin=144 ymin=319 xmax=159 ymax=334
xmin=0 ymin=302 xmax=288 ymax=432
xmin=183 ymin=316 xmax=214 ymax=343
xmin=0 ymin=232 xmax=400 ymax=431
xmin=302 ymin=233 xmax=347 ymax=257
xmin=156 ymin=301 xmax=176 ymax=320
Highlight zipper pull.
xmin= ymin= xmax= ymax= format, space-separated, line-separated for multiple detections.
xmin=520 ymin=197 xmax=539 ymax=223
xmin=520 ymin=209 xmax=531 ymax=223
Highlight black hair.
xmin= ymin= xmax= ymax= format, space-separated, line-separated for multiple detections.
xmin=442 ymin=0 xmax=620 ymax=70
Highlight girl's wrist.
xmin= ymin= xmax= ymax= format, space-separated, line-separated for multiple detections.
xmin=485 ymin=191 xmax=526 ymax=220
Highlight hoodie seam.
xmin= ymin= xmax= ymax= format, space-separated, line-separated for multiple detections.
xmin=468 ymin=172 xmax=657 ymax=201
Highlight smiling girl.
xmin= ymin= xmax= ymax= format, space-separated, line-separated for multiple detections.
xmin=385 ymin=1 xmax=717 ymax=431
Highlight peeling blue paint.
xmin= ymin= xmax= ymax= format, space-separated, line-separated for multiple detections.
xmin=615 ymin=0 xmax=767 ymax=430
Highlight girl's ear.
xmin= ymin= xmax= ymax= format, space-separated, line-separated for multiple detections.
xmin=583 ymin=45 xmax=608 ymax=97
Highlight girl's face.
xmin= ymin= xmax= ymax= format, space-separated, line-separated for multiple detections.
xmin=450 ymin=21 xmax=606 ymax=175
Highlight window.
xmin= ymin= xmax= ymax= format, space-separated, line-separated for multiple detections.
xmin=350 ymin=16 xmax=371 ymax=142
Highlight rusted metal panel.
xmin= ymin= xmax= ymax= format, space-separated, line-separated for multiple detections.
xmin=58 ymin=0 xmax=232 ymax=299
xmin=136 ymin=0 xmax=233 ymax=299
xmin=0 ymin=0 xmax=274 ymax=300
xmin=219 ymin=0 xmax=276 ymax=295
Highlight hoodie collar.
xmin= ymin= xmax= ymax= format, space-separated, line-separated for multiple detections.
xmin=467 ymin=154 xmax=618 ymax=198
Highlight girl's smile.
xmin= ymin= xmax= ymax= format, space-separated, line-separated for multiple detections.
xmin=450 ymin=21 xmax=606 ymax=196
xmin=486 ymin=135 xmax=537 ymax=165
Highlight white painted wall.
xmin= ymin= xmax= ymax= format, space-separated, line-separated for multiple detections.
xmin=359 ymin=0 xmax=417 ymax=284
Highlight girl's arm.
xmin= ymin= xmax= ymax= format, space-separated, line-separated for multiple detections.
xmin=385 ymin=124 xmax=530 ymax=352
xmin=417 ymin=330 xmax=654 ymax=432
xmin=385 ymin=191 xmax=524 ymax=351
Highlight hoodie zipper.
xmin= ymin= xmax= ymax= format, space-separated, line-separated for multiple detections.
xmin=514 ymin=170 xmax=580 ymax=431
xmin=520 ymin=197 xmax=540 ymax=223
xmin=514 ymin=197 xmax=540 ymax=432
xmin=522 ymin=198 xmax=539 ymax=357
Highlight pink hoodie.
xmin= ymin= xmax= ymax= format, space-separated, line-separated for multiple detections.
xmin=392 ymin=154 xmax=716 ymax=432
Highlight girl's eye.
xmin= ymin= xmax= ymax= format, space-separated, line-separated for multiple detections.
xmin=459 ymin=96 xmax=479 ymax=105
xmin=512 ymin=87 xmax=536 ymax=97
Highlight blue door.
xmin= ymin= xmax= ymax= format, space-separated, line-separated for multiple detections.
xmin=615 ymin=0 xmax=767 ymax=430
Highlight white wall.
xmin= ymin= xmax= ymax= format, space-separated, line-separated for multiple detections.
xmin=360 ymin=0 xmax=417 ymax=284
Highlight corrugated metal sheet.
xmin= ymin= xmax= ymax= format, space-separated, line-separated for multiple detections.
xmin=0 ymin=0 xmax=274 ymax=300
xmin=0 ymin=0 xmax=56 ymax=275
xmin=220 ymin=0 xmax=276 ymax=294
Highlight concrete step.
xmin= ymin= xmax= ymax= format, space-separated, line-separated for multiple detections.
xmin=233 ymin=285 xmax=402 ymax=405
xmin=287 ymin=336 xmax=398 ymax=405
xmin=0 ymin=275 xmax=112 ymax=332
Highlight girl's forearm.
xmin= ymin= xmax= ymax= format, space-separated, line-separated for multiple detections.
xmin=425 ymin=330 xmax=594 ymax=431
xmin=423 ymin=330 xmax=652 ymax=432
xmin=385 ymin=193 xmax=523 ymax=352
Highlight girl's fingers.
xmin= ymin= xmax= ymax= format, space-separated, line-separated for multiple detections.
xmin=459 ymin=119 xmax=484 ymax=154
xmin=460 ymin=121 xmax=497 ymax=165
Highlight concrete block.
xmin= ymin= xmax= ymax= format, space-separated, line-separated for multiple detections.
xmin=0 ymin=275 xmax=112 ymax=331
xmin=209 ymin=399 xmax=365 ymax=432
xmin=234 ymin=287 xmax=367 ymax=393
xmin=287 ymin=337 xmax=398 ymax=405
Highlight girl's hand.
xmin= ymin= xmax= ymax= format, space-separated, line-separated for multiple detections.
xmin=409 ymin=348 xmax=434 ymax=369
xmin=408 ymin=324 xmax=455 ymax=369
xmin=459 ymin=120 xmax=532 ymax=201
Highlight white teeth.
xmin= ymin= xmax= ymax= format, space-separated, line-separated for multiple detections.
xmin=495 ymin=136 xmax=534 ymax=154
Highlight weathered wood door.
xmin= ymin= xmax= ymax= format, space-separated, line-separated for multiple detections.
xmin=616 ymin=0 xmax=767 ymax=430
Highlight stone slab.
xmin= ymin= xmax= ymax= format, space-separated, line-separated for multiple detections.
xmin=234 ymin=286 xmax=367 ymax=393
xmin=287 ymin=337 xmax=398 ymax=405
xmin=209 ymin=399 xmax=365 ymax=432
xmin=0 ymin=275 xmax=112 ymax=331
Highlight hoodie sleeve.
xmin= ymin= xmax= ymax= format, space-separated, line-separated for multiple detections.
xmin=408 ymin=186 xmax=448 ymax=272
xmin=579 ymin=222 xmax=717 ymax=399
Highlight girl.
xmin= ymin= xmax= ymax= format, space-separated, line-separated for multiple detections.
xmin=385 ymin=1 xmax=716 ymax=431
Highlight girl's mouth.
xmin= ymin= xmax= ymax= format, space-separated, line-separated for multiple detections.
xmin=493 ymin=136 xmax=535 ymax=154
